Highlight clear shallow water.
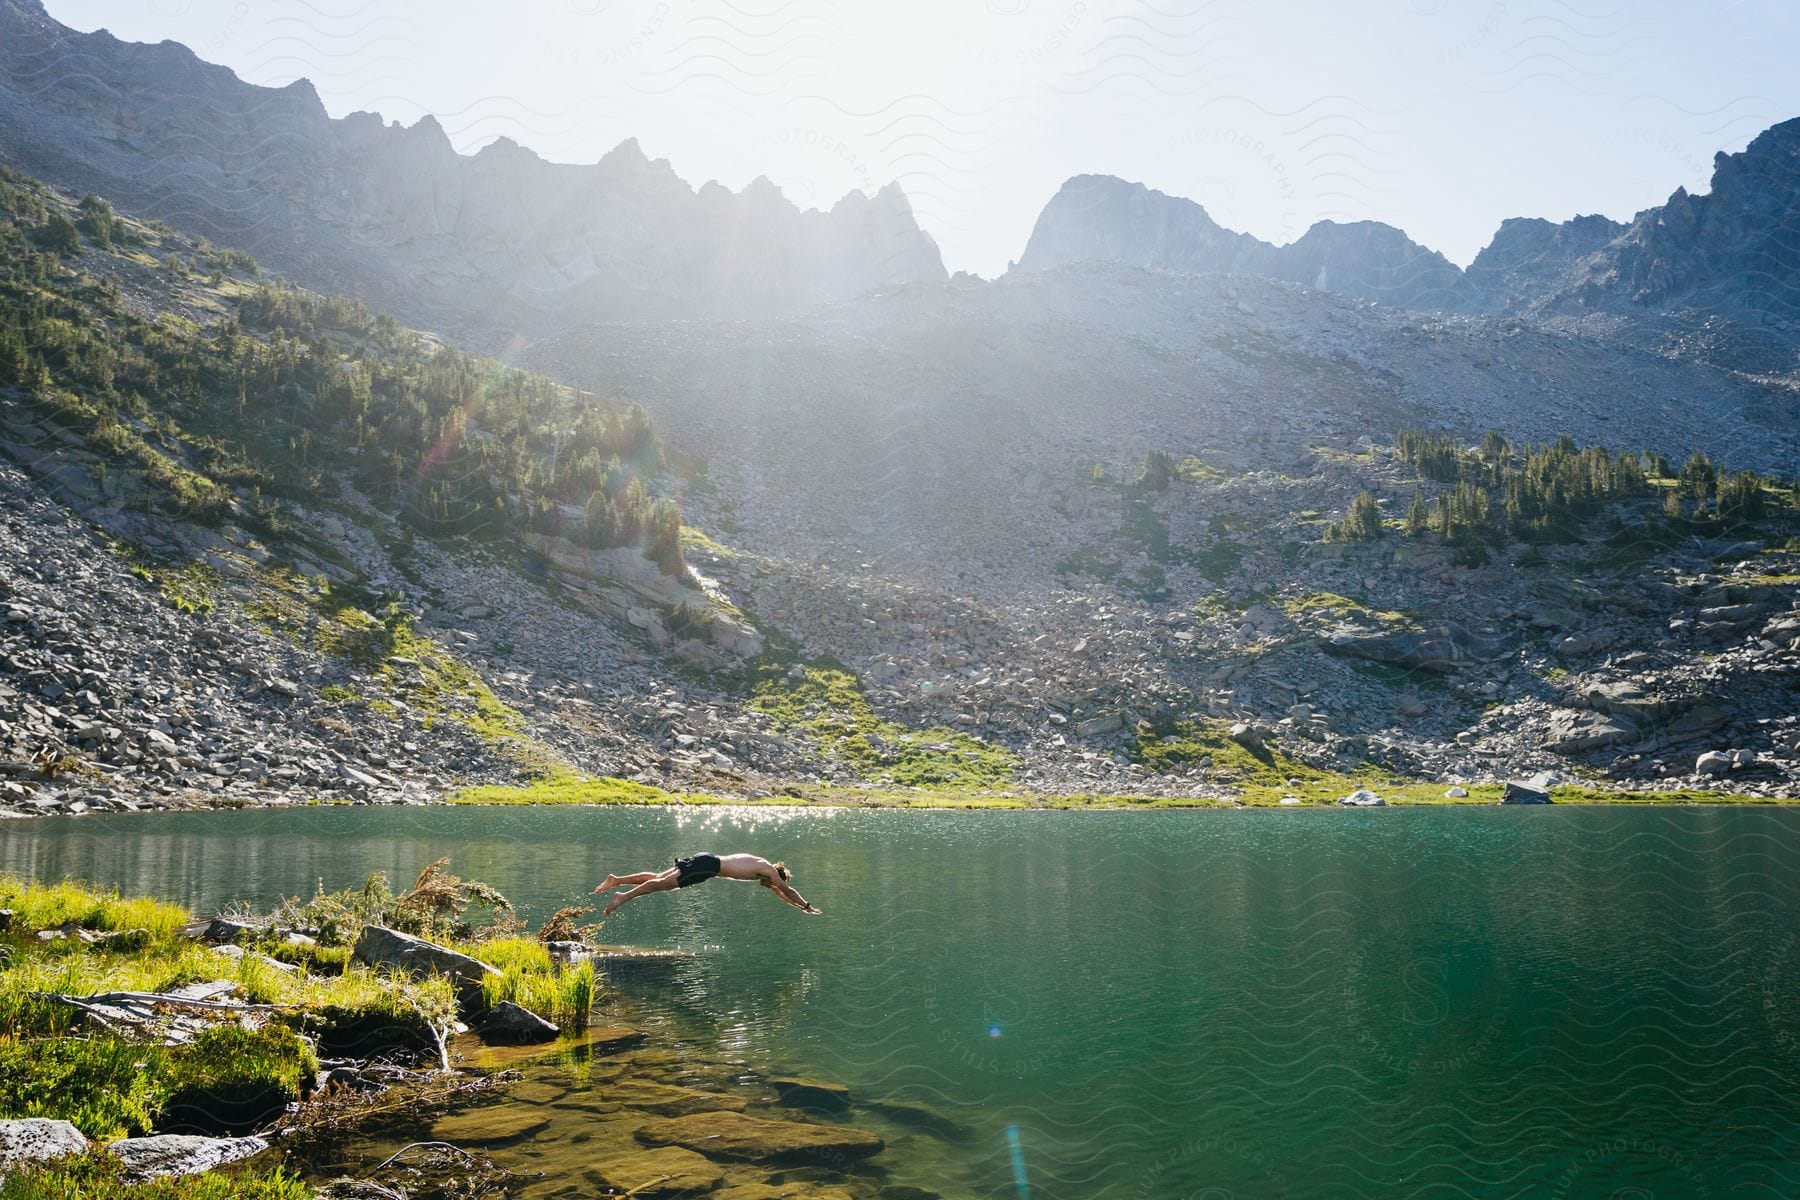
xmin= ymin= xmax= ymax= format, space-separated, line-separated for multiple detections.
xmin=4 ymin=804 xmax=1799 ymax=1198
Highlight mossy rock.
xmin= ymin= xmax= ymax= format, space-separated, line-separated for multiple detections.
xmin=155 ymin=1025 xmax=315 ymax=1138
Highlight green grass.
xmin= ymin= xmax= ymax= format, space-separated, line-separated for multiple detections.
xmin=0 ymin=876 xmax=190 ymax=943
xmin=120 ymin=556 xmax=219 ymax=615
xmin=679 ymin=525 xmax=739 ymax=560
xmin=451 ymin=775 xmax=682 ymax=805
xmin=750 ymin=665 xmax=1018 ymax=789
xmin=1282 ymin=591 xmax=1413 ymax=626
xmin=1132 ymin=718 xmax=1349 ymax=788
xmin=454 ymin=776 xmax=1796 ymax=810
xmin=471 ymin=937 xmax=595 ymax=1030
xmin=0 ymin=1024 xmax=314 ymax=1140
xmin=0 ymin=1153 xmax=309 ymax=1200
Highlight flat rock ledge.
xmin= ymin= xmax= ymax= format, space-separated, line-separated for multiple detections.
xmin=107 ymin=1134 xmax=268 ymax=1180
xmin=587 ymin=1145 xmax=725 ymax=1198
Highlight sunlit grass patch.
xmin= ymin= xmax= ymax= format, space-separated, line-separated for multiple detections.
xmin=1281 ymin=591 xmax=1413 ymax=627
xmin=0 ymin=1153 xmax=311 ymax=1200
xmin=1132 ymin=718 xmax=1338 ymax=787
xmin=0 ymin=875 xmax=190 ymax=944
xmin=476 ymin=955 xmax=596 ymax=1031
xmin=750 ymin=665 xmax=1018 ymax=789
xmin=450 ymin=775 xmax=684 ymax=805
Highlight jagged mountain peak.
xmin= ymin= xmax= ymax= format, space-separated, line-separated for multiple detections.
xmin=1536 ymin=114 xmax=1800 ymax=323
xmin=1015 ymin=174 xmax=1458 ymax=309
xmin=0 ymin=5 xmax=947 ymax=342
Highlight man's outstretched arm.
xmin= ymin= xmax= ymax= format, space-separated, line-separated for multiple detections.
xmin=771 ymin=879 xmax=822 ymax=914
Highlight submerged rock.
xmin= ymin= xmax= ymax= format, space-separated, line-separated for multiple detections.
xmin=769 ymin=1076 xmax=852 ymax=1112
xmin=587 ymin=1146 xmax=724 ymax=1198
xmin=634 ymin=1110 xmax=884 ymax=1164
xmin=611 ymin=1081 xmax=748 ymax=1117
xmin=429 ymin=1108 xmax=550 ymax=1146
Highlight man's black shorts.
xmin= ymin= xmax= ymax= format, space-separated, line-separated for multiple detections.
xmin=674 ymin=853 xmax=721 ymax=887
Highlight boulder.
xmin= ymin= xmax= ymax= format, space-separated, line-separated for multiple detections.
xmin=0 ymin=1119 xmax=89 ymax=1175
xmin=1576 ymin=680 xmax=1679 ymax=722
xmin=1444 ymin=786 xmax=1469 ymax=799
xmin=1664 ymin=703 xmax=1728 ymax=743
xmin=352 ymin=925 xmax=501 ymax=1011
xmin=634 ymin=1110 xmax=884 ymax=1164
xmin=1501 ymin=781 xmax=1552 ymax=804
xmin=106 ymin=1134 xmax=268 ymax=1180
xmin=476 ymin=1000 xmax=559 ymax=1045
xmin=587 ymin=1146 xmax=724 ymax=1198
xmin=1323 ymin=624 xmax=1498 ymax=674
xmin=1076 ymin=713 xmax=1122 ymax=737
xmin=1337 ymin=789 xmax=1385 ymax=806
xmin=1695 ymin=750 xmax=1732 ymax=775
xmin=1542 ymin=708 xmax=1636 ymax=755
xmin=1227 ymin=722 xmax=1264 ymax=748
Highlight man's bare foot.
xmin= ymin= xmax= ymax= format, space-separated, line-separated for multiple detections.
xmin=596 ymin=874 xmax=622 ymax=892
xmin=602 ymin=893 xmax=625 ymax=917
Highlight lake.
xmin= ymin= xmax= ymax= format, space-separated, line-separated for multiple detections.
xmin=3 ymin=804 xmax=1798 ymax=1198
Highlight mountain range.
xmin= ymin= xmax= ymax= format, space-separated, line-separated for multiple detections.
xmin=4 ymin=0 xmax=1798 ymax=363
xmin=0 ymin=0 xmax=947 ymax=349
xmin=1018 ymin=120 xmax=1800 ymax=331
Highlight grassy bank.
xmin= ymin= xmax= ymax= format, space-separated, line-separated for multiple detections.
xmin=0 ymin=867 xmax=600 ymax=1156
xmin=448 ymin=774 xmax=1787 ymax=808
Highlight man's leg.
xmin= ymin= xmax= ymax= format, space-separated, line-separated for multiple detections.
xmin=603 ymin=868 xmax=680 ymax=915
xmin=599 ymin=870 xmax=659 ymax=891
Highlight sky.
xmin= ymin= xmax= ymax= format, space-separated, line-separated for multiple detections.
xmin=45 ymin=0 xmax=1800 ymax=278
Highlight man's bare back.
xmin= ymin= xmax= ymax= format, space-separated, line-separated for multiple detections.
xmin=594 ymin=852 xmax=821 ymax=917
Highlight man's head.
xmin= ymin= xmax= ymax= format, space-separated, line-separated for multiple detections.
xmin=773 ymin=862 xmax=791 ymax=882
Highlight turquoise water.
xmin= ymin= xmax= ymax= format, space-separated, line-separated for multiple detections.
xmin=4 ymin=804 xmax=1799 ymax=1198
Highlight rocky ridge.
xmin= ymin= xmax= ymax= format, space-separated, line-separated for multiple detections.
xmin=0 ymin=0 xmax=945 ymax=349
xmin=1012 ymin=119 xmax=1800 ymax=361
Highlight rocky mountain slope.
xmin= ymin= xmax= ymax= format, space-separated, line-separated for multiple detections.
xmin=0 ymin=0 xmax=945 ymax=350
xmin=4 ymin=202 xmax=1797 ymax=814
xmin=0 ymin=11 xmax=1796 ymax=814
xmin=526 ymin=262 xmax=1799 ymax=588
